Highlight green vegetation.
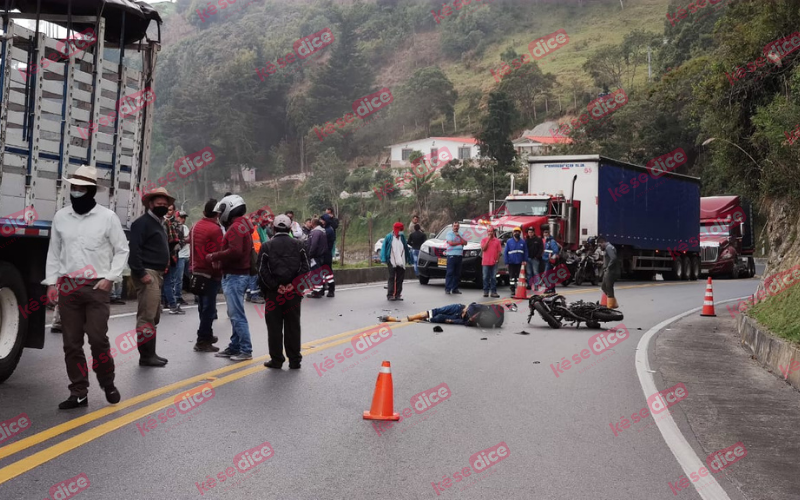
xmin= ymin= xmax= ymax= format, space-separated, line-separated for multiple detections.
xmin=748 ymin=284 xmax=800 ymax=344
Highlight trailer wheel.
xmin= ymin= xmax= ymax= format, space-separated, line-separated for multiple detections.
xmin=0 ymin=262 xmax=28 ymax=384
xmin=689 ymin=256 xmax=700 ymax=281
xmin=680 ymin=256 xmax=690 ymax=280
xmin=666 ymin=258 xmax=683 ymax=281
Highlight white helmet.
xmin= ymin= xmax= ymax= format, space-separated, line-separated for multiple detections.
xmin=214 ymin=194 xmax=246 ymax=225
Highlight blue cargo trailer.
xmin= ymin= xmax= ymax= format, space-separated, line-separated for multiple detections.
xmin=523 ymin=155 xmax=701 ymax=281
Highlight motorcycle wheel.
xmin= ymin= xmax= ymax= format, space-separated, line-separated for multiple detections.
xmin=592 ymin=309 xmax=624 ymax=322
xmin=533 ymin=302 xmax=562 ymax=329
xmin=590 ymin=269 xmax=598 ymax=286
xmin=586 ymin=321 xmax=602 ymax=329
xmin=574 ymin=270 xmax=584 ymax=286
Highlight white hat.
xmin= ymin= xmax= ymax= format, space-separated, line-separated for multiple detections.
xmin=64 ymin=165 xmax=101 ymax=188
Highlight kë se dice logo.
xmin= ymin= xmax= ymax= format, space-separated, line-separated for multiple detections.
xmin=115 ymin=323 xmax=156 ymax=354
xmin=0 ymin=413 xmax=31 ymax=444
xmin=351 ymin=324 xmax=392 ymax=354
xmin=588 ymin=88 xmax=628 ymax=120
xmin=646 ymin=382 xmax=688 ymax=414
xmin=1 ymin=205 xmax=38 ymax=236
xmin=47 ymin=473 xmax=90 ymax=500
xmin=647 ymin=148 xmax=687 ymax=178
xmin=469 ymin=442 xmax=510 ymax=472
xmin=117 ymin=88 xmax=155 ymax=119
xmin=411 ymin=383 xmax=451 ymax=415
xmin=293 ymin=28 xmax=334 ymax=59
xmin=588 ymin=324 xmax=629 ymax=355
xmin=292 ymin=265 xmax=332 ymax=295
xmin=173 ymin=383 xmax=215 ymax=414
xmin=233 ymin=441 xmax=274 ymax=473
xmin=352 ymin=88 xmax=393 ymax=120
xmin=528 ymin=29 xmax=569 ymax=60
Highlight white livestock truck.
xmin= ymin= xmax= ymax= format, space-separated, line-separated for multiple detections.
xmin=0 ymin=2 xmax=161 ymax=382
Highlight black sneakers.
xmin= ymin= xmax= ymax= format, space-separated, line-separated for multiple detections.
xmin=264 ymin=360 xmax=283 ymax=369
xmin=289 ymin=363 xmax=301 ymax=370
xmin=58 ymin=395 xmax=88 ymax=410
xmin=139 ymin=357 xmax=167 ymax=367
xmin=194 ymin=341 xmax=220 ymax=352
xmin=105 ymin=386 xmax=121 ymax=404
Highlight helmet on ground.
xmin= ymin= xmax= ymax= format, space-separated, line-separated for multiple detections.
xmin=214 ymin=195 xmax=246 ymax=225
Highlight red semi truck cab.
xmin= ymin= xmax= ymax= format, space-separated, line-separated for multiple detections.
xmin=699 ymin=196 xmax=755 ymax=278
xmin=487 ymin=193 xmax=581 ymax=251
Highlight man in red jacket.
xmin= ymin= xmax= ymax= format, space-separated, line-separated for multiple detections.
xmin=190 ymin=199 xmax=223 ymax=352
xmin=206 ymin=195 xmax=253 ymax=362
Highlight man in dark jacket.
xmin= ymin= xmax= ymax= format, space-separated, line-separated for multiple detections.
xmin=525 ymin=227 xmax=544 ymax=292
xmin=189 ymin=198 xmax=223 ymax=352
xmin=128 ymin=187 xmax=173 ymax=367
xmin=320 ymin=213 xmax=337 ymax=298
xmin=306 ymin=218 xmax=328 ymax=298
xmin=207 ymin=195 xmax=253 ymax=362
xmin=407 ymin=224 xmax=427 ymax=275
xmin=258 ymin=215 xmax=309 ymax=370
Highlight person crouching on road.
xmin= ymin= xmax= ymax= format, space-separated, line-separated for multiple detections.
xmin=190 ymin=199 xmax=223 ymax=352
xmin=381 ymin=222 xmax=413 ymax=301
xmin=598 ymin=236 xmax=621 ymax=309
xmin=258 ymin=215 xmax=309 ymax=370
xmin=45 ymin=165 xmax=129 ymax=410
xmin=306 ymin=218 xmax=328 ymax=298
xmin=480 ymin=227 xmax=502 ymax=298
xmin=207 ymin=195 xmax=254 ymax=362
xmin=129 ymin=187 xmax=174 ymax=368
xmin=504 ymin=227 xmax=528 ymax=295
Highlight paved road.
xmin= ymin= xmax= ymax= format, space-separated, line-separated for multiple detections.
xmin=1 ymin=268 xmax=792 ymax=500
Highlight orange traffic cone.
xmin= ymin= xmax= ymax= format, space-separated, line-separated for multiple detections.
xmin=600 ymin=293 xmax=608 ymax=306
xmin=701 ymin=277 xmax=717 ymax=317
xmin=514 ymin=262 xmax=528 ymax=299
xmin=363 ymin=361 xmax=400 ymax=421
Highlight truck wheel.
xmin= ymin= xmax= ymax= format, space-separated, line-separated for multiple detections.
xmin=418 ymin=276 xmax=430 ymax=285
xmin=0 ymin=262 xmax=28 ymax=384
xmin=748 ymin=257 xmax=756 ymax=278
xmin=689 ymin=256 xmax=700 ymax=281
xmin=666 ymin=258 xmax=682 ymax=281
xmin=680 ymin=256 xmax=690 ymax=280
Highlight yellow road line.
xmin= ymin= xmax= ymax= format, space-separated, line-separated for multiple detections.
xmin=0 ymin=322 xmax=391 ymax=463
xmin=0 ymin=322 xmax=415 ymax=484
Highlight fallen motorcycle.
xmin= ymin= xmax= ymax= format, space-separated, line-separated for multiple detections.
xmin=527 ymin=293 xmax=623 ymax=329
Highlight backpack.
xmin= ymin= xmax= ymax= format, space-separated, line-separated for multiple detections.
xmin=329 ymin=216 xmax=339 ymax=230
xmin=472 ymin=304 xmax=505 ymax=328
xmin=258 ymin=237 xmax=305 ymax=289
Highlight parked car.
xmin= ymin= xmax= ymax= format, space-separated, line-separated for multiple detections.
xmin=373 ymin=238 xmax=384 ymax=263
xmin=417 ymin=221 xmax=509 ymax=287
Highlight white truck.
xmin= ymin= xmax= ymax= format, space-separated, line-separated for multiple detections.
xmin=0 ymin=3 xmax=161 ymax=382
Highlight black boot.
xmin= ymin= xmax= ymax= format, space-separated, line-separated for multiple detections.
xmin=326 ymin=282 xmax=335 ymax=297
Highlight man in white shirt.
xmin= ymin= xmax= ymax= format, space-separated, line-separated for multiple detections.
xmin=285 ymin=210 xmax=306 ymax=241
xmin=44 ymin=165 xmax=129 ymax=410
xmin=380 ymin=222 xmax=413 ymax=301
xmin=174 ymin=211 xmax=190 ymax=306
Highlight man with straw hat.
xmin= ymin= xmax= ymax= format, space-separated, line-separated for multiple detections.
xmin=128 ymin=187 xmax=175 ymax=368
xmin=44 ymin=165 xmax=129 ymax=410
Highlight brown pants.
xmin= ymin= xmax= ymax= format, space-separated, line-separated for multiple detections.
xmin=59 ymin=280 xmax=113 ymax=397
xmin=132 ymin=269 xmax=163 ymax=359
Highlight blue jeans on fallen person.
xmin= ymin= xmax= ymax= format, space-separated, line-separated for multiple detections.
xmin=482 ymin=264 xmax=497 ymax=293
xmin=430 ymin=303 xmax=466 ymax=323
xmin=221 ymin=274 xmax=252 ymax=355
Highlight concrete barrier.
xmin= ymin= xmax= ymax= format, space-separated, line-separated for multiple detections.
xmin=737 ymin=314 xmax=800 ymax=390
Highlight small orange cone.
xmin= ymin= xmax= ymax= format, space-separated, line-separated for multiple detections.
xmin=701 ymin=277 xmax=717 ymax=317
xmin=514 ymin=262 xmax=528 ymax=299
xmin=600 ymin=293 xmax=608 ymax=306
xmin=363 ymin=361 xmax=400 ymax=421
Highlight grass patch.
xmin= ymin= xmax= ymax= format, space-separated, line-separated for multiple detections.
xmin=748 ymin=281 xmax=800 ymax=344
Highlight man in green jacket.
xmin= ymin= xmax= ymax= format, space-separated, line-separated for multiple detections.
xmin=381 ymin=222 xmax=413 ymax=301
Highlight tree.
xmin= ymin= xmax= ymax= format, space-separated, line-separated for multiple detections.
xmin=583 ymin=45 xmax=625 ymax=89
xmin=307 ymin=149 xmax=348 ymax=215
xmin=477 ymin=91 xmax=518 ymax=171
xmin=497 ymin=61 xmax=557 ymax=124
xmin=394 ymin=67 xmax=458 ymax=133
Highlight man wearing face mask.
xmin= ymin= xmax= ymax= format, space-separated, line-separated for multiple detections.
xmin=44 ymin=165 xmax=129 ymax=409
xmin=128 ymin=187 xmax=174 ymax=367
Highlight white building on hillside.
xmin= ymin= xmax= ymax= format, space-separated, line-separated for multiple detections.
xmin=385 ymin=137 xmax=485 ymax=168
xmin=513 ymin=121 xmax=573 ymax=157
